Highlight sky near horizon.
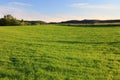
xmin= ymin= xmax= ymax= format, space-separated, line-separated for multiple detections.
xmin=0 ymin=0 xmax=120 ymax=22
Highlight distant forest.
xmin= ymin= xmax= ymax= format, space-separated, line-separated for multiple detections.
xmin=1 ymin=14 xmax=120 ymax=26
xmin=59 ymin=20 xmax=120 ymax=25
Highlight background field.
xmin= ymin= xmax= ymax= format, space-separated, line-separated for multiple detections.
xmin=0 ymin=25 xmax=120 ymax=80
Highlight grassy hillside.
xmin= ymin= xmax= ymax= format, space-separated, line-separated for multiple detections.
xmin=0 ymin=25 xmax=120 ymax=80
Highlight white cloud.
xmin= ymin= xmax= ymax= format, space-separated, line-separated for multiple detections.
xmin=70 ymin=3 xmax=120 ymax=9
xmin=9 ymin=2 xmax=32 ymax=6
xmin=0 ymin=5 xmax=56 ymax=22
xmin=0 ymin=6 xmax=22 ymax=18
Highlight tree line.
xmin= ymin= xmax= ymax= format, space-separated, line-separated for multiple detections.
xmin=60 ymin=19 xmax=120 ymax=25
xmin=0 ymin=15 xmax=46 ymax=26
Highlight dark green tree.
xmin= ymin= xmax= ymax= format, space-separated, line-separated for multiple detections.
xmin=0 ymin=14 xmax=21 ymax=26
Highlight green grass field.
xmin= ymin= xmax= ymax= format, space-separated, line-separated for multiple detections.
xmin=0 ymin=25 xmax=120 ymax=80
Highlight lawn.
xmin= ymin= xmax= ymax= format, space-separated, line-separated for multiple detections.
xmin=0 ymin=25 xmax=120 ymax=80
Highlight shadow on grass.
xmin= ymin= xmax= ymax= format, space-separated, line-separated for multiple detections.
xmin=49 ymin=40 xmax=120 ymax=45
xmin=60 ymin=25 xmax=120 ymax=28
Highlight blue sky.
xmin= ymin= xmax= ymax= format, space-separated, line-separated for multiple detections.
xmin=0 ymin=0 xmax=120 ymax=22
